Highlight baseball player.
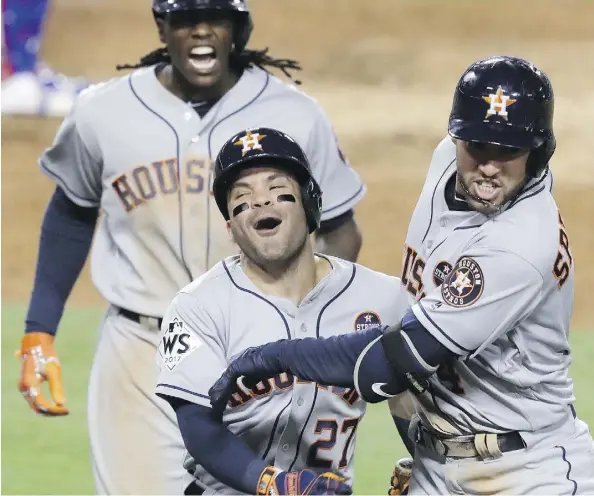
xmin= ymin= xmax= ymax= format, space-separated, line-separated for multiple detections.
xmin=155 ymin=127 xmax=406 ymax=494
xmin=208 ymin=56 xmax=594 ymax=495
xmin=15 ymin=1 xmax=366 ymax=494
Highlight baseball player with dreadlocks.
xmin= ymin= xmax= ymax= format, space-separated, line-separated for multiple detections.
xmin=16 ymin=1 xmax=366 ymax=494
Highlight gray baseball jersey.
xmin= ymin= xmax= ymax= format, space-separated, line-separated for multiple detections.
xmin=39 ymin=65 xmax=366 ymax=317
xmin=156 ymin=255 xmax=404 ymax=493
xmin=37 ymin=65 xmax=365 ymax=495
xmin=399 ymin=136 xmax=574 ymax=436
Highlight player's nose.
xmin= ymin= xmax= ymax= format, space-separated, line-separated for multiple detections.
xmin=477 ymin=161 xmax=502 ymax=177
xmin=252 ymin=198 xmax=273 ymax=209
xmin=190 ymin=20 xmax=215 ymax=37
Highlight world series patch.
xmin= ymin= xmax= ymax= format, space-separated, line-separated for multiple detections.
xmin=441 ymin=257 xmax=484 ymax=307
xmin=354 ymin=311 xmax=381 ymax=331
xmin=158 ymin=317 xmax=202 ymax=371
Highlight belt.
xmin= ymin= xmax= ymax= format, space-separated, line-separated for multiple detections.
xmin=415 ymin=424 xmax=526 ymax=459
xmin=416 ymin=405 xmax=577 ymax=460
xmin=117 ymin=307 xmax=163 ymax=329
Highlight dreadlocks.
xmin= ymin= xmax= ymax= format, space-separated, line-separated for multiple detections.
xmin=116 ymin=47 xmax=302 ymax=85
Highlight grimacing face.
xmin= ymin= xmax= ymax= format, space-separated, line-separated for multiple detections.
xmin=455 ymin=139 xmax=530 ymax=214
xmin=157 ymin=10 xmax=235 ymax=92
xmin=226 ymin=166 xmax=310 ymax=267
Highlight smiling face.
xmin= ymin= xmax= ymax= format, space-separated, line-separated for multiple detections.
xmin=226 ymin=166 xmax=310 ymax=267
xmin=157 ymin=10 xmax=236 ymax=96
xmin=455 ymin=140 xmax=530 ymax=214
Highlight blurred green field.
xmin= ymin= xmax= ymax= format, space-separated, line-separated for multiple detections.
xmin=2 ymin=303 xmax=593 ymax=495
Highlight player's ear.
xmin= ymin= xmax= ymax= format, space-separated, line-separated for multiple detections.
xmin=226 ymin=220 xmax=236 ymax=245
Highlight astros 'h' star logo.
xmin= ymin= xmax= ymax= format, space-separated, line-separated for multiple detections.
xmin=234 ymin=130 xmax=266 ymax=157
xmin=482 ymin=86 xmax=516 ymax=120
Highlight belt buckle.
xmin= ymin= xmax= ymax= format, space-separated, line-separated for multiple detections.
xmin=139 ymin=315 xmax=161 ymax=330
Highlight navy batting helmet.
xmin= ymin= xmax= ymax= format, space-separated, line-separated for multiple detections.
xmin=152 ymin=0 xmax=253 ymax=53
xmin=448 ymin=55 xmax=555 ymax=178
xmin=213 ymin=128 xmax=323 ymax=233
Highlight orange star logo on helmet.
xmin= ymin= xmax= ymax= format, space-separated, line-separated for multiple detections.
xmin=482 ymin=86 xmax=517 ymax=120
xmin=233 ymin=130 xmax=266 ymax=157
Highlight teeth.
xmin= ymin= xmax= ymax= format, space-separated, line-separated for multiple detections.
xmin=191 ymin=46 xmax=215 ymax=56
xmin=475 ymin=182 xmax=498 ymax=198
xmin=189 ymin=58 xmax=217 ymax=71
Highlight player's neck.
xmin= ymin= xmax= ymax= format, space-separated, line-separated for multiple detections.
xmin=241 ymin=246 xmax=332 ymax=307
xmin=158 ymin=65 xmax=239 ymax=103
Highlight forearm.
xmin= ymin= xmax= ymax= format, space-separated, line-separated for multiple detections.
xmin=315 ymin=213 xmax=362 ymax=262
xmin=25 ymin=187 xmax=98 ymax=335
xmin=174 ymin=401 xmax=266 ymax=493
xmin=276 ymin=327 xmax=385 ymax=386
xmin=265 ymin=312 xmax=456 ymax=396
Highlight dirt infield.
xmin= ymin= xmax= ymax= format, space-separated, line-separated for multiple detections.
xmin=2 ymin=0 xmax=593 ymax=329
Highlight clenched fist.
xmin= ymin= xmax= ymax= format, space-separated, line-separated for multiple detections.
xmin=16 ymin=332 xmax=69 ymax=416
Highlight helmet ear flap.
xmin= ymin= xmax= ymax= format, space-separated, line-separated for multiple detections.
xmin=527 ymin=136 xmax=556 ymax=177
xmin=300 ymin=180 xmax=323 ymax=234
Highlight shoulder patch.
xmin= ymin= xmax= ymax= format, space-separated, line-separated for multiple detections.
xmin=433 ymin=261 xmax=453 ymax=287
xmin=354 ymin=311 xmax=381 ymax=331
xmin=158 ymin=318 xmax=202 ymax=371
xmin=441 ymin=257 xmax=484 ymax=307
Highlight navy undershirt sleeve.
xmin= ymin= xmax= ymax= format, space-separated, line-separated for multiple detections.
xmin=25 ymin=187 xmax=98 ymax=335
xmin=171 ymin=398 xmax=266 ymax=493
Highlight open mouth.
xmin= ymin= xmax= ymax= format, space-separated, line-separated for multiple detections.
xmin=254 ymin=216 xmax=282 ymax=234
xmin=472 ymin=180 xmax=501 ymax=202
xmin=189 ymin=46 xmax=218 ymax=73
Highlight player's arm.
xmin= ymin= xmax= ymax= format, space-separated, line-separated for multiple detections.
xmin=209 ymin=309 xmax=455 ymax=414
xmin=157 ymin=294 xmax=351 ymax=495
xmin=209 ymin=247 xmax=544 ymax=410
xmin=306 ymin=108 xmax=366 ymax=262
xmin=18 ymin=105 xmax=102 ymax=416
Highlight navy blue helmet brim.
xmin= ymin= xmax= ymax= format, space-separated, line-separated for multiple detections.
xmin=153 ymin=0 xmax=249 ymax=14
xmin=448 ymin=119 xmax=547 ymax=150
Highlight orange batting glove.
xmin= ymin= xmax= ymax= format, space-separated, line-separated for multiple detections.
xmin=16 ymin=332 xmax=69 ymax=416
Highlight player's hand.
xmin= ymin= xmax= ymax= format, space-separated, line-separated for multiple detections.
xmin=389 ymin=458 xmax=413 ymax=495
xmin=16 ymin=332 xmax=69 ymax=416
xmin=209 ymin=342 xmax=288 ymax=417
xmin=257 ymin=466 xmax=352 ymax=495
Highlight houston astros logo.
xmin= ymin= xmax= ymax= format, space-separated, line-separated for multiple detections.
xmin=234 ymin=131 xmax=266 ymax=156
xmin=433 ymin=261 xmax=453 ymax=287
xmin=441 ymin=257 xmax=484 ymax=307
xmin=354 ymin=311 xmax=381 ymax=331
xmin=482 ymin=86 xmax=516 ymax=120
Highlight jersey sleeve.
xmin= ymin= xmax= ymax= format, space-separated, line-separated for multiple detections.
xmin=411 ymin=248 xmax=544 ymax=357
xmin=305 ymin=109 xmax=366 ymax=221
xmin=38 ymin=105 xmax=103 ymax=208
xmin=156 ymin=291 xmax=227 ymax=408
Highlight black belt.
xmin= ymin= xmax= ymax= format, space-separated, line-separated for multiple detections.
xmin=415 ymin=424 xmax=526 ymax=459
xmin=117 ymin=307 xmax=163 ymax=329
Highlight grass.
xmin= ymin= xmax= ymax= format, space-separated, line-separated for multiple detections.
xmin=2 ymin=303 xmax=592 ymax=495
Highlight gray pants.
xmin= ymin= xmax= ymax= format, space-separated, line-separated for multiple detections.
xmin=87 ymin=306 xmax=194 ymax=495
xmin=408 ymin=414 xmax=594 ymax=495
